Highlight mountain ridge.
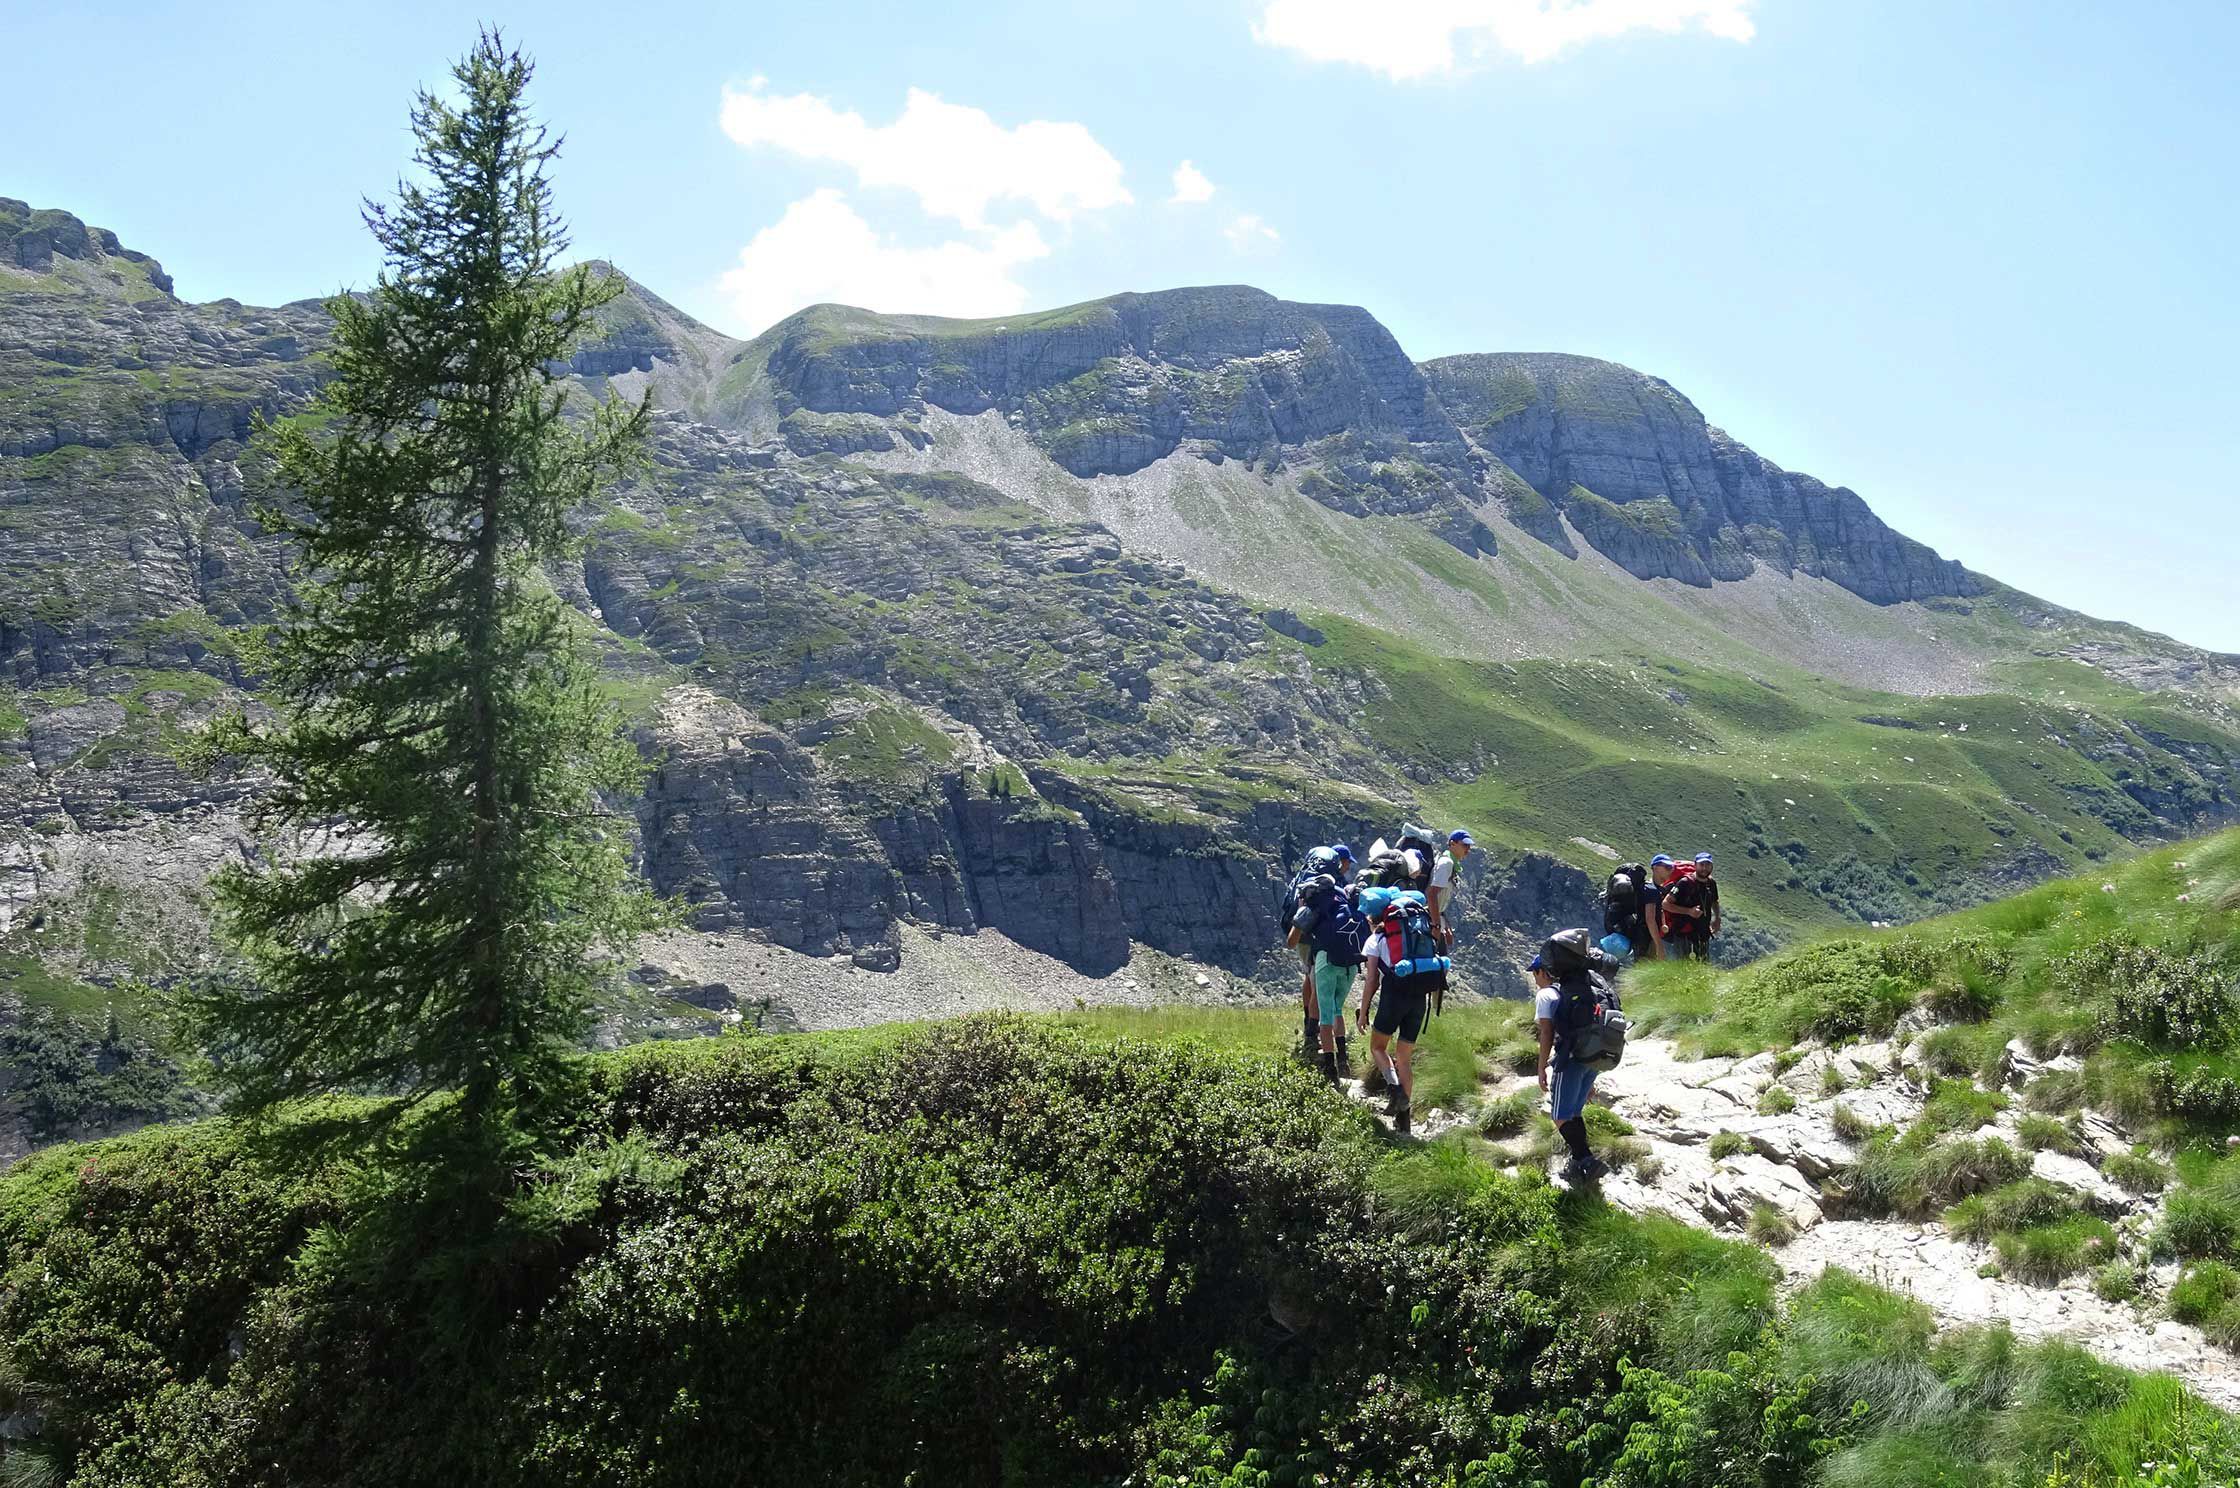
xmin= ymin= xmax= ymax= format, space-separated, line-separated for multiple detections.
xmin=5 ymin=195 xmax=2240 ymax=1159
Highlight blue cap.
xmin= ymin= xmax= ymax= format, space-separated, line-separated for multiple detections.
xmin=1694 ymin=852 xmax=1714 ymax=865
xmin=1651 ymin=854 xmax=1674 ymax=867
xmin=1527 ymin=953 xmax=1544 ymax=972
xmin=1331 ymin=843 xmax=1354 ymax=862
xmin=1449 ymin=829 xmax=1474 ymax=846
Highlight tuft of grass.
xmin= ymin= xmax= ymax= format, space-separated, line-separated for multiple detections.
xmin=1757 ymin=1084 xmax=1797 ymax=1116
xmin=1845 ymin=1132 xmax=2032 ymax=1218
xmin=1917 ymin=1077 xmax=2007 ymax=1135
xmin=1993 ymin=1215 xmax=2118 ymax=1284
xmin=2169 ymin=1261 xmax=2240 ymax=1325
xmin=1943 ymin=1176 xmax=2090 ymax=1244
xmin=1820 ymin=1063 xmax=1850 ymax=1098
xmin=2015 ymin=1112 xmax=2081 ymax=1154
xmin=2091 ymin=1261 xmax=2143 ymax=1303
xmin=1709 ymin=1130 xmax=1750 ymax=1160
xmin=1829 ymin=1102 xmax=1875 ymax=1143
xmin=1747 ymin=1200 xmax=1797 ymax=1247
xmin=2103 ymin=1149 xmax=2171 ymax=1195
xmin=1475 ymin=1087 xmax=1537 ymax=1138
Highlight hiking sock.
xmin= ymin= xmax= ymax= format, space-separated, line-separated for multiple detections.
xmin=1319 ymin=1050 xmax=1339 ymax=1083
xmin=1303 ymin=1014 xmax=1318 ymax=1054
xmin=1559 ymin=1118 xmax=1592 ymax=1163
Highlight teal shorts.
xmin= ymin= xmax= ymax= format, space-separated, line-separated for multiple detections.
xmin=1312 ymin=953 xmax=1355 ymax=1026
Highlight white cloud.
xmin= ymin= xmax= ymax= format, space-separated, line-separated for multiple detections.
xmin=1223 ymin=213 xmax=1281 ymax=252
xmin=716 ymin=189 xmax=1050 ymax=335
xmin=718 ymin=84 xmax=1131 ymax=229
xmin=1252 ymin=0 xmax=1755 ymax=79
xmin=1169 ymin=160 xmax=1217 ymax=204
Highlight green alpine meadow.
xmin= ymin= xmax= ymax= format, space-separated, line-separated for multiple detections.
xmin=4 ymin=13 xmax=2240 ymax=1488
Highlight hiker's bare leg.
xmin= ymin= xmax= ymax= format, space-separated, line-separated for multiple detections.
xmin=1393 ymin=1040 xmax=1415 ymax=1101
xmin=1368 ymin=1029 xmax=1395 ymax=1080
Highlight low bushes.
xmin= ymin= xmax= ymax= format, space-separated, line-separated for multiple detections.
xmin=1844 ymin=1131 xmax=2032 ymax=1218
xmin=1944 ymin=1177 xmax=2090 ymax=1244
xmin=1994 ymin=1216 xmax=2118 ymax=1285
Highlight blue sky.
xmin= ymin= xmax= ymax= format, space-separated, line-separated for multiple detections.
xmin=11 ymin=1 xmax=2236 ymax=651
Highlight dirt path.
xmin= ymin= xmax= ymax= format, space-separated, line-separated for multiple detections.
xmin=1350 ymin=1032 xmax=2240 ymax=1410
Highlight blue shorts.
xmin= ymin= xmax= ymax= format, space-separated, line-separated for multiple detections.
xmin=1549 ymin=1062 xmax=1598 ymax=1123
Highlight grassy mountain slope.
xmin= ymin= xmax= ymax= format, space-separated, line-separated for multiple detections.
xmin=4 ymin=1010 xmax=2237 ymax=1486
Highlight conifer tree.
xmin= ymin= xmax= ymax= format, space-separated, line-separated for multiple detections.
xmin=199 ymin=32 xmax=661 ymax=1163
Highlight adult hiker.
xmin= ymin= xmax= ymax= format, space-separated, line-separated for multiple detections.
xmin=1428 ymin=829 xmax=1471 ymax=947
xmin=1282 ymin=846 xmax=1344 ymax=1057
xmin=1289 ymin=856 xmax=1363 ymax=1079
xmin=1293 ymin=876 xmax=1366 ymax=1084
xmin=1354 ymin=888 xmax=1448 ymax=1135
xmin=1533 ymin=929 xmax=1625 ymax=1183
xmin=1640 ymin=854 xmax=1677 ymax=959
xmin=1601 ymin=859 xmax=1651 ymax=958
xmin=1659 ymin=857 xmax=1711 ymax=960
xmin=1688 ymin=852 xmax=1722 ymax=958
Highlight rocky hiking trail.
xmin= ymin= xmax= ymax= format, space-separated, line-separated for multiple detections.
xmin=1346 ymin=1023 xmax=2240 ymax=1410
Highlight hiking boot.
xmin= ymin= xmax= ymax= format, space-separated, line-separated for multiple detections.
xmin=1394 ymin=1105 xmax=1412 ymax=1136
xmin=1385 ymin=1084 xmax=1410 ymax=1120
xmin=1335 ymin=1034 xmax=1351 ymax=1072
xmin=1302 ymin=1015 xmax=1319 ymax=1059
xmin=1319 ymin=1051 xmax=1339 ymax=1084
xmin=1562 ymin=1154 xmax=1611 ymax=1185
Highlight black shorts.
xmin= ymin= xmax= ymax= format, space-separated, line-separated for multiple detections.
xmin=1371 ymin=983 xmax=1430 ymax=1043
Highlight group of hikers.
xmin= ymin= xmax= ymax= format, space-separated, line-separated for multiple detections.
xmin=1278 ymin=832 xmax=1719 ymax=1180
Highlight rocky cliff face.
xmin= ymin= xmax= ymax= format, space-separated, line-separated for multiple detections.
xmin=1424 ymin=352 xmax=1986 ymax=603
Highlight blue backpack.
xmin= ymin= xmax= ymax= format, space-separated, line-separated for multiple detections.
xmin=1309 ymin=883 xmax=1368 ymax=967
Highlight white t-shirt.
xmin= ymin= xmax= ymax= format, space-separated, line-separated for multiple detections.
xmin=1534 ymin=986 xmax=1561 ymax=1023
xmin=1430 ymin=854 xmax=1462 ymax=920
xmin=1362 ymin=929 xmax=1399 ymax=969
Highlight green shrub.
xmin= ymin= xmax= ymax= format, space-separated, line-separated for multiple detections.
xmin=1820 ymin=1064 xmax=1850 ymax=1098
xmin=2105 ymin=1150 xmax=2172 ymax=1194
xmin=1709 ymin=1131 xmax=1750 ymax=1160
xmin=1993 ymin=1216 xmax=2118 ymax=1284
xmin=1584 ymin=1103 xmax=1636 ymax=1140
xmin=2068 ymin=937 xmax=2234 ymax=1050
xmin=1757 ymin=1086 xmax=1797 ymax=1116
xmin=2016 ymin=1113 xmax=2081 ymax=1154
xmin=2169 ymin=1261 xmax=2240 ymax=1324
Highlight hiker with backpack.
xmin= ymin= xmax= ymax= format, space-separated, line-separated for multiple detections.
xmin=1601 ymin=860 xmax=1651 ymax=959
xmin=1533 ymin=928 xmax=1629 ymax=1184
xmin=1658 ymin=856 xmax=1711 ymax=960
xmin=1289 ymin=857 xmax=1365 ymax=1081
xmin=1354 ymin=887 xmax=1450 ymax=1135
xmin=1687 ymin=852 xmax=1721 ymax=958
xmin=1282 ymin=847 xmax=1346 ymax=1057
xmin=1428 ymin=829 xmax=1471 ymax=947
xmin=1639 ymin=854 xmax=1678 ymax=959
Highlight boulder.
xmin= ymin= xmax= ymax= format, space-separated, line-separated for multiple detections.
xmin=1702 ymin=1152 xmax=1823 ymax=1232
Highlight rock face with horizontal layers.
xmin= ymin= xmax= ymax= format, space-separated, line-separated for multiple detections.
xmin=1424 ymin=351 xmax=1988 ymax=604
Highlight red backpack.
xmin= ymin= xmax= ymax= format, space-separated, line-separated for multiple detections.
xmin=1659 ymin=862 xmax=1707 ymax=937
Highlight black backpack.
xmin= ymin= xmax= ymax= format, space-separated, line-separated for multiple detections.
xmin=1394 ymin=828 xmax=1439 ymax=892
xmin=1277 ymin=849 xmax=1341 ymax=933
xmin=1556 ymin=969 xmax=1630 ymax=1071
xmin=1603 ymin=864 xmax=1646 ymax=933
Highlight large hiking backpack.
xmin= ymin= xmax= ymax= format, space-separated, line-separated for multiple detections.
xmin=1659 ymin=863 xmax=1708 ymax=938
xmin=1603 ymin=863 xmax=1647 ymax=935
xmin=1540 ymin=927 xmax=1602 ymax=977
xmin=1394 ymin=825 xmax=1439 ymax=891
xmin=1557 ymin=969 xmax=1631 ymax=1072
xmin=1277 ymin=848 xmax=1343 ymax=933
xmin=1308 ymin=882 xmax=1368 ymax=967
xmin=1378 ymin=894 xmax=1450 ymax=999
